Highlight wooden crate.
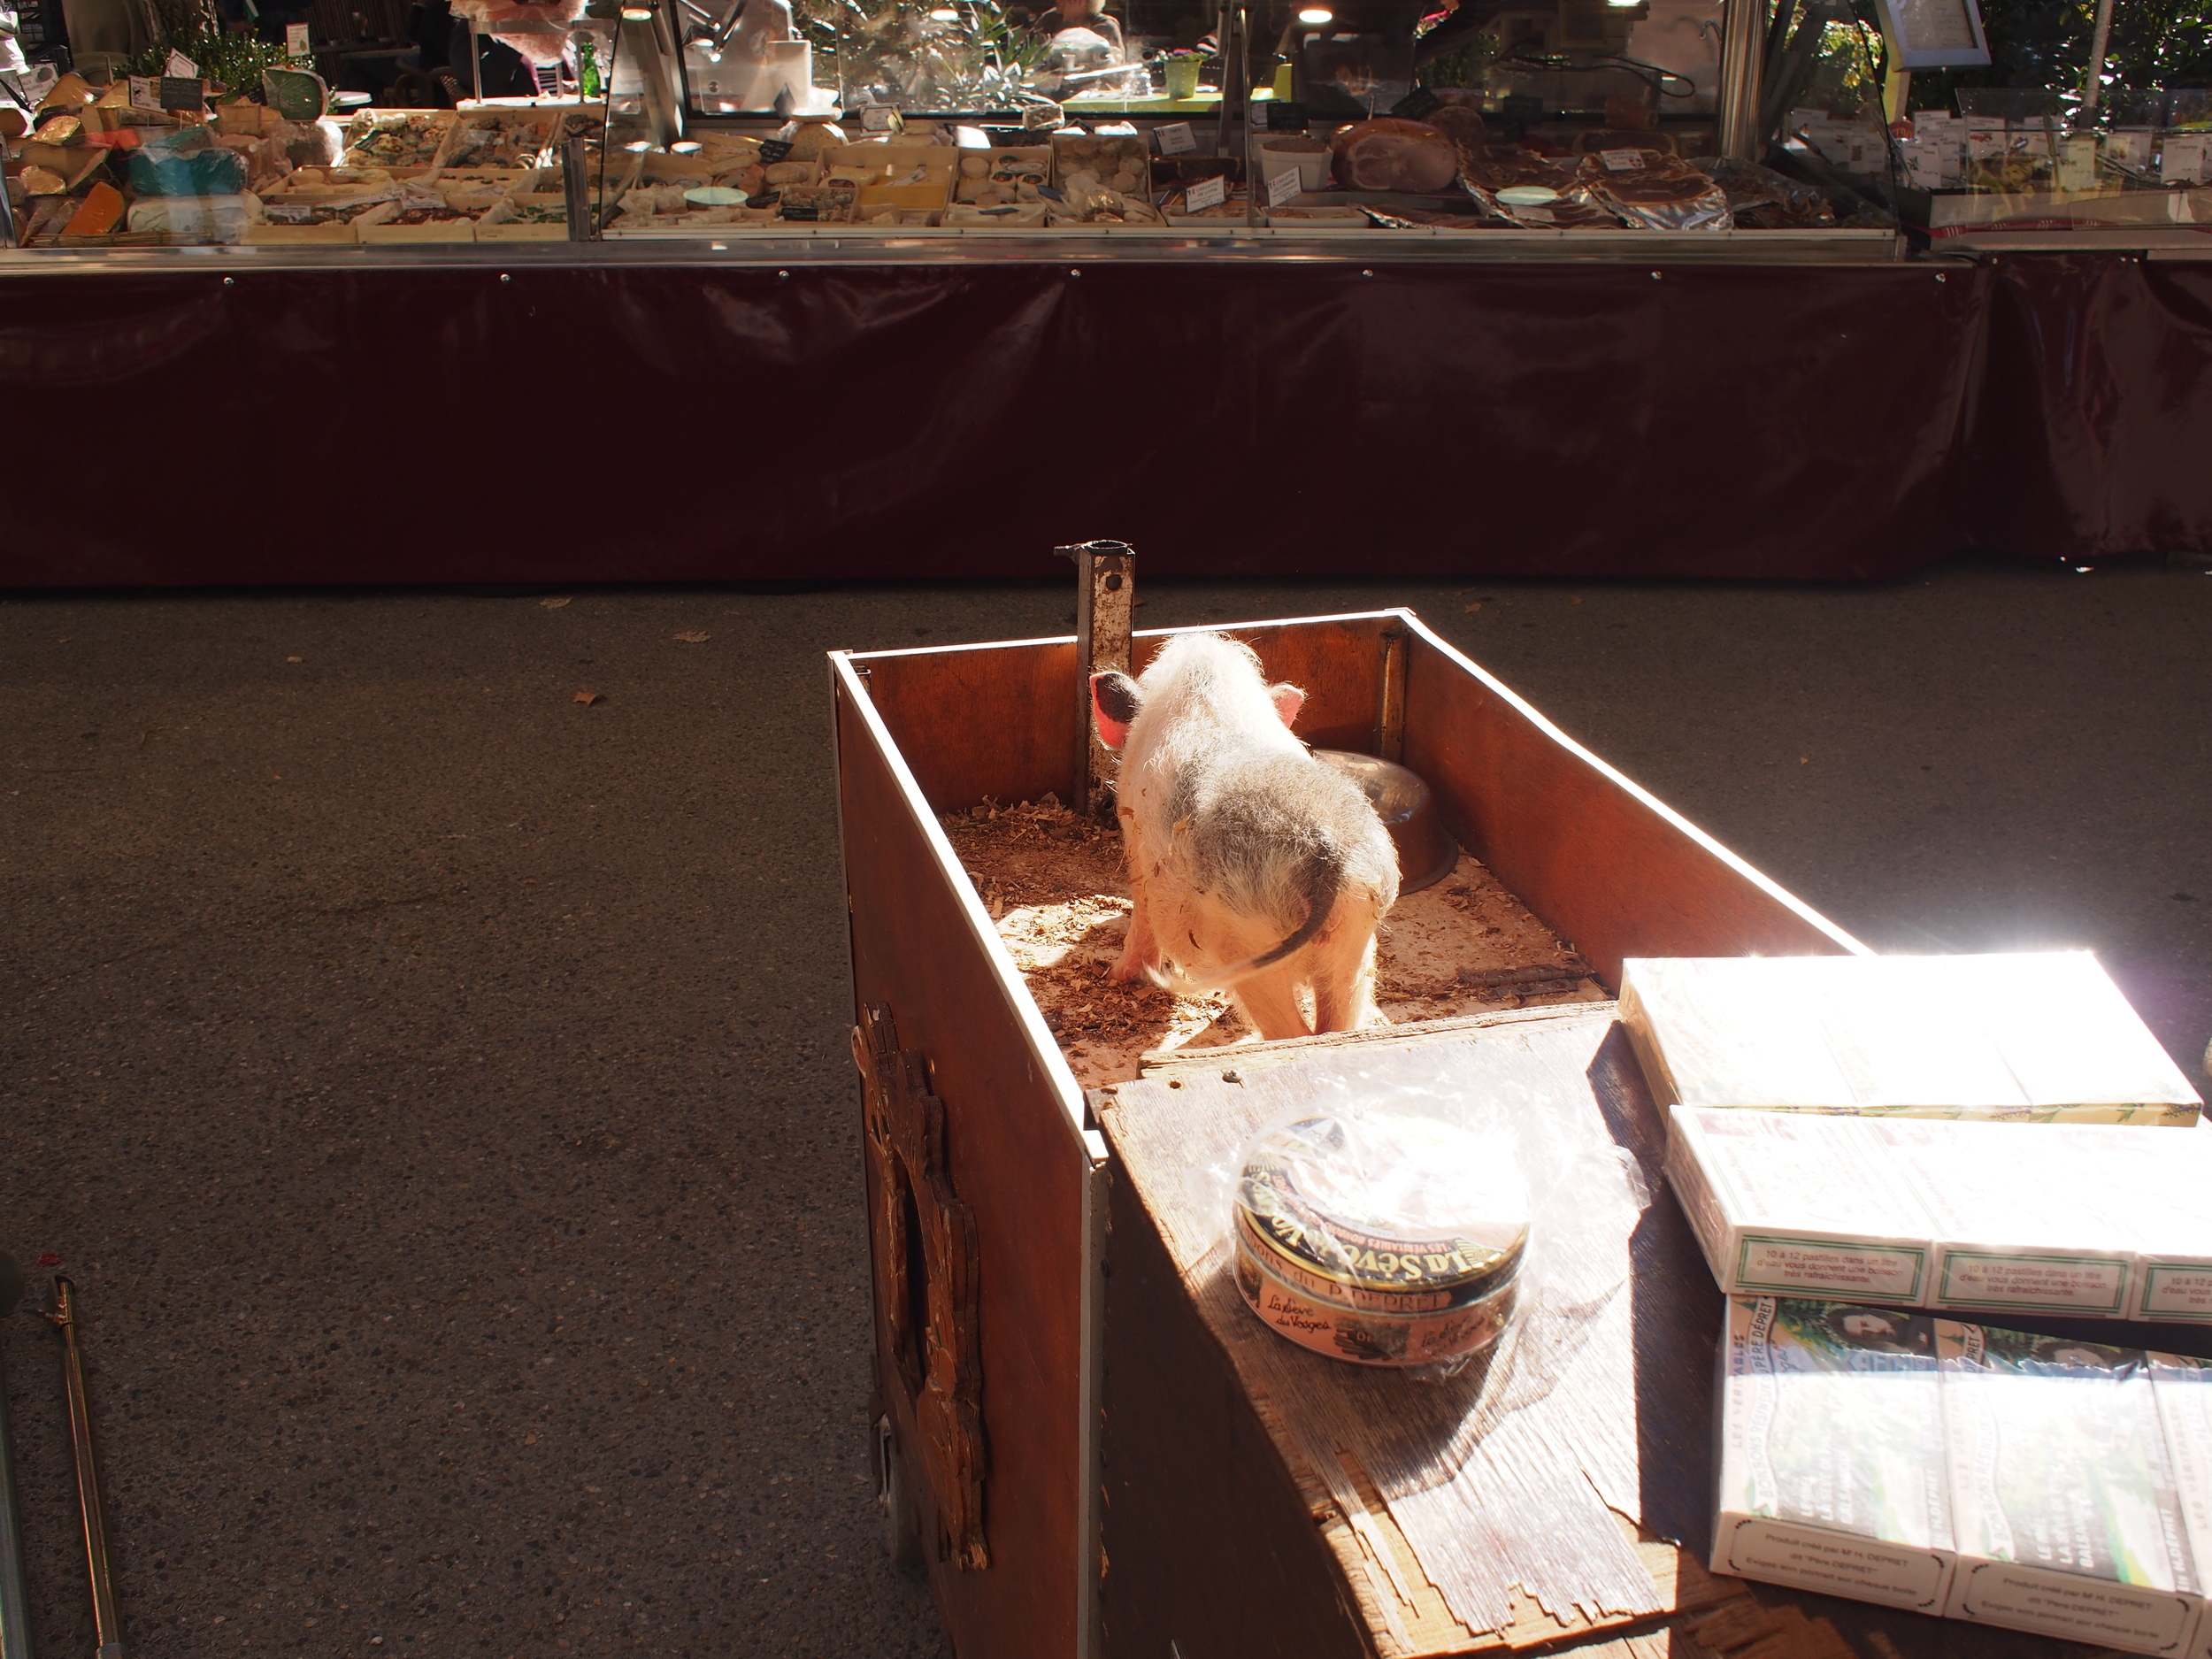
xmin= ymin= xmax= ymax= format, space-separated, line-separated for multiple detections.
xmin=830 ymin=609 xmax=1864 ymax=1659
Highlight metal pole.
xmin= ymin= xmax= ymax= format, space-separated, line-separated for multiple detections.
xmin=1054 ymin=541 xmax=1135 ymax=818
xmin=0 ymin=1255 xmax=32 ymax=1659
xmin=1717 ymin=0 xmax=1767 ymax=160
xmin=48 ymin=1279 xmax=123 ymax=1659
xmin=2080 ymin=0 xmax=2115 ymax=115
xmin=563 ymin=134 xmax=595 ymax=238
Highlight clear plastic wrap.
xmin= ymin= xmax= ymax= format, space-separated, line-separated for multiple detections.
xmin=1689 ymin=156 xmax=1837 ymax=227
xmin=1202 ymin=1056 xmax=1651 ymax=1375
xmin=1575 ymin=149 xmax=1730 ymax=231
xmin=1455 ymin=142 xmax=1619 ymax=228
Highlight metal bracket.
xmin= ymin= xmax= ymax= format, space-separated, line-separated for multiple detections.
xmin=1374 ymin=622 xmax=1409 ymax=764
xmin=1055 ymin=539 xmax=1135 ymax=819
xmin=854 ymin=1006 xmax=987 ymax=1571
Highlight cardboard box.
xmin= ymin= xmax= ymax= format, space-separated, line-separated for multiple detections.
xmin=1667 ymin=1108 xmax=1934 ymax=1303
xmin=1620 ymin=953 xmax=2202 ymax=1125
xmin=1667 ymin=1107 xmax=2212 ymax=1319
xmin=1939 ymin=1321 xmax=2205 ymax=1655
xmin=1712 ymin=1296 xmax=1955 ymax=1611
xmin=2151 ymin=1354 xmax=2212 ymax=1659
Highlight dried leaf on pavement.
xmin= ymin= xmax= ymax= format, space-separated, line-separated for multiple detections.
xmin=675 ymin=631 xmax=709 ymax=644
xmin=574 ymin=689 xmax=602 ymax=705
xmin=541 ymin=595 xmax=572 ymax=609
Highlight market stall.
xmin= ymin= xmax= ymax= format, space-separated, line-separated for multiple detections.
xmin=0 ymin=0 xmax=2208 ymax=583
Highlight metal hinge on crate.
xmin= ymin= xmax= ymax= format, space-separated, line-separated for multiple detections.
xmin=854 ymin=1004 xmax=989 ymax=1571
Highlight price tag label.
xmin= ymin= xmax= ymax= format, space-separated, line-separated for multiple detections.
xmin=6 ymin=63 xmax=60 ymax=106
xmin=861 ymin=104 xmax=895 ymax=131
xmin=285 ymin=21 xmax=310 ymax=57
xmin=1266 ymin=164 xmax=1302 ymax=205
xmin=1156 ymin=120 xmax=1194 ymax=155
xmin=1263 ymin=99 xmax=1307 ymax=132
xmin=1599 ymin=148 xmax=1646 ymax=172
xmin=1185 ymin=172 xmax=1225 ymax=211
xmin=757 ymin=137 xmax=794 ymax=162
xmin=127 ymin=73 xmax=158 ymax=111
xmin=158 ymin=75 xmax=204 ymax=111
xmin=165 ymin=48 xmax=199 ymax=77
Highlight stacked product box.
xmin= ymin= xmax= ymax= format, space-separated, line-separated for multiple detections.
xmin=1717 ymin=1297 xmax=2212 ymax=1655
xmin=1665 ymin=1106 xmax=2212 ymax=1323
xmin=1939 ymin=1323 xmax=2201 ymax=1653
xmin=2154 ymin=1356 xmax=2212 ymax=1659
xmin=1713 ymin=1296 xmax=1957 ymax=1611
xmin=1621 ymin=952 xmax=2202 ymax=1125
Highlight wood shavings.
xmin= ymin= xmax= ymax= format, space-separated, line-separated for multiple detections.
xmin=943 ymin=795 xmax=1608 ymax=1087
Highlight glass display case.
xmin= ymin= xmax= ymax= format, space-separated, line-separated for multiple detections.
xmin=0 ymin=0 xmax=1903 ymax=258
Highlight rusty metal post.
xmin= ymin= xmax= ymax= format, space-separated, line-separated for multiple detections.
xmin=1055 ymin=540 xmax=1136 ymax=819
xmin=47 ymin=1278 xmax=122 ymax=1659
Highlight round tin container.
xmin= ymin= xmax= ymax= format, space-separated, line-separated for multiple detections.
xmin=1233 ymin=1112 xmax=1530 ymax=1368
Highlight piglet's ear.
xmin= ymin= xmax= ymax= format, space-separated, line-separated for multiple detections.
xmin=1270 ymin=682 xmax=1305 ymax=730
xmin=1092 ymin=671 xmax=1141 ymax=751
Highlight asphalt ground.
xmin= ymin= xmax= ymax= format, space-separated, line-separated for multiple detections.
xmin=2 ymin=553 xmax=2208 ymax=1659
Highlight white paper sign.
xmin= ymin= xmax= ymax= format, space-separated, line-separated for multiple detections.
xmin=1266 ymin=164 xmax=1302 ymax=206
xmin=2056 ymin=134 xmax=2096 ymax=191
xmin=1185 ymin=172 xmax=1225 ymax=211
xmin=128 ymin=73 xmax=157 ymax=111
xmin=1156 ymin=120 xmax=1194 ymax=155
xmin=2105 ymin=129 xmax=2154 ymax=171
xmin=16 ymin=61 xmax=58 ymax=104
xmin=165 ymin=48 xmax=199 ymax=77
xmin=285 ymin=21 xmax=310 ymax=57
xmin=2161 ymin=133 xmax=2207 ymax=185
xmin=861 ymin=104 xmax=895 ymax=132
xmin=1599 ymin=147 xmax=1646 ymax=172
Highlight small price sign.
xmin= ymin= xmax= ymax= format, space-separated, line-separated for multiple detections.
xmin=1155 ymin=120 xmax=1195 ymax=155
xmin=1266 ymin=164 xmax=1302 ymax=206
xmin=1184 ymin=172 xmax=1225 ymax=211
xmin=285 ymin=21 xmax=311 ymax=58
xmin=164 ymin=48 xmax=199 ymax=77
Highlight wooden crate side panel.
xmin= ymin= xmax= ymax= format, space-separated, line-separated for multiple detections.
xmin=861 ymin=640 xmax=1079 ymax=813
xmin=851 ymin=613 xmax=1398 ymax=818
xmin=1101 ymin=1160 xmax=1377 ymax=1659
xmin=1398 ymin=626 xmax=1863 ymax=986
xmin=1132 ymin=615 xmax=1393 ymax=758
xmin=836 ymin=680 xmax=1086 ymax=1659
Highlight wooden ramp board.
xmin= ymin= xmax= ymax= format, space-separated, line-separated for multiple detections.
xmin=1094 ymin=1009 xmax=2127 ymax=1659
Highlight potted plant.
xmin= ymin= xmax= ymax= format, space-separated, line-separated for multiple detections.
xmin=1160 ymin=46 xmax=1202 ymax=101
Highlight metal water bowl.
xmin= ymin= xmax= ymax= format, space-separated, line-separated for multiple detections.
xmin=1313 ymin=750 xmax=1459 ymax=895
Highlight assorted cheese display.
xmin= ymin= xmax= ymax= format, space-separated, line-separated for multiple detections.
xmin=3 ymin=63 xmax=1880 ymax=248
xmin=1717 ymin=1298 xmax=2212 ymax=1657
xmin=1666 ymin=1106 xmax=2212 ymax=1320
xmin=1620 ymin=952 xmax=2203 ymax=1125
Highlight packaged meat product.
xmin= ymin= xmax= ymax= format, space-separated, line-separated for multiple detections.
xmin=1329 ymin=118 xmax=1457 ymax=192
xmin=1576 ymin=150 xmax=1729 ymax=230
xmin=1456 ymin=143 xmax=1619 ymax=227
xmin=1690 ymin=156 xmax=1836 ymax=227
